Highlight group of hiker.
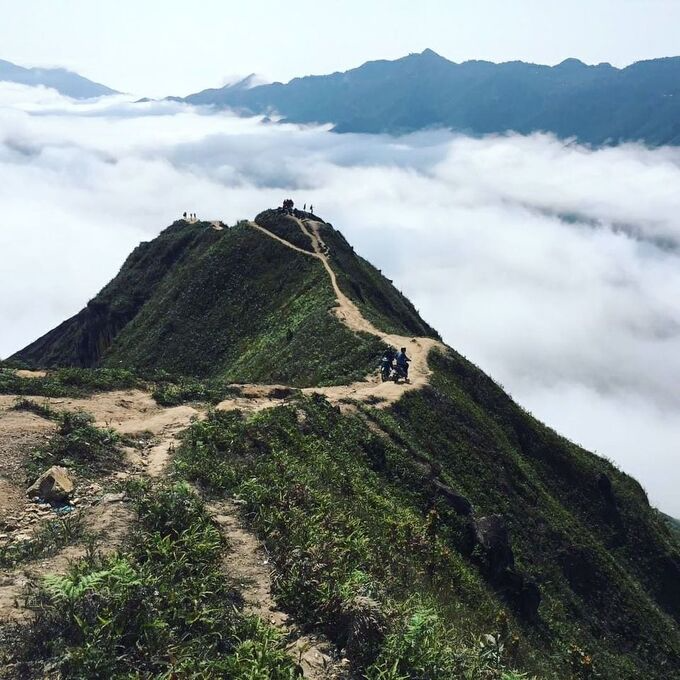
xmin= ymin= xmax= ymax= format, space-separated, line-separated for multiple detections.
xmin=380 ymin=346 xmax=411 ymax=383
xmin=280 ymin=199 xmax=314 ymax=216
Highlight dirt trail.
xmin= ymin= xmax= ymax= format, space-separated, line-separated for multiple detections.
xmin=208 ymin=500 xmax=341 ymax=678
xmin=250 ymin=217 xmax=445 ymax=406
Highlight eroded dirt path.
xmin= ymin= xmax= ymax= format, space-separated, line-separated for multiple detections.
xmin=249 ymin=216 xmax=445 ymax=407
xmin=208 ymin=499 xmax=342 ymax=678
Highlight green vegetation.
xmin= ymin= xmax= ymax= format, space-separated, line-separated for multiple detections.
xmin=13 ymin=220 xmax=214 ymax=368
xmin=255 ymin=209 xmax=315 ymax=252
xmin=0 ymin=515 xmax=84 ymax=569
xmin=5 ymin=209 xmax=680 ymax=678
xmin=13 ymin=220 xmax=391 ymax=387
xmin=103 ymin=223 xmax=385 ymax=386
xmin=174 ymin=359 xmax=680 ymax=679
xmin=377 ymin=348 xmax=680 ymax=678
xmin=316 ymin=222 xmax=440 ymax=338
xmin=662 ymin=512 xmax=680 ymax=541
xmin=11 ymin=396 xmax=58 ymax=420
xmin=151 ymin=375 xmax=242 ymax=406
xmin=0 ymin=367 xmax=141 ymax=398
xmin=25 ymin=409 xmax=122 ymax=479
xmin=0 ymin=483 xmax=298 ymax=679
xmin=175 ymin=401 xmax=532 ymax=678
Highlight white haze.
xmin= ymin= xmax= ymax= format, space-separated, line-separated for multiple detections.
xmin=1 ymin=83 xmax=680 ymax=515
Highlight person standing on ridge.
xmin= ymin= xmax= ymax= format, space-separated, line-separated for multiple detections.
xmin=310 ymin=204 xmax=314 ymax=214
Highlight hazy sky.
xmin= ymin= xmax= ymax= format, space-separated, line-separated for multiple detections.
xmin=2 ymin=0 xmax=680 ymax=96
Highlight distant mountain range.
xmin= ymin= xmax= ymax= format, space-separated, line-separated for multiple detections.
xmin=0 ymin=58 xmax=118 ymax=98
xmin=184 ymin=49 xmax=680 ymax=146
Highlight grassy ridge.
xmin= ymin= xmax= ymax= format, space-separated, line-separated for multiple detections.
xmin=316 ymin=222 xmax=441 ymax=339
xmin=176 ymin=400 xmax=532 ymax=679
xmin=14 ymin=221 xmax=214 ymax=368
xmin=12 ymin=219 xmax=390 ymax=387
xmin=378 ymin=349 xmax=680 ymax=678
xmin=173 ymin=354 xmax=680 ymax=679
xmin=103 ymin=223 xmax=385 ymax=386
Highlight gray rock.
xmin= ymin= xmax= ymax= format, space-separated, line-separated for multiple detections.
xmin=26 ymin=466 xmax=74 ymax=503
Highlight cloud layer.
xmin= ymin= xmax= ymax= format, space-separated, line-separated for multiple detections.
xmin=2 ymin=83 xmax=680 ymax=515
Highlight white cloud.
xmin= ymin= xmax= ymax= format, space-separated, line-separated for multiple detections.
xmin=1 ymin=83 xmax=680 ymax=515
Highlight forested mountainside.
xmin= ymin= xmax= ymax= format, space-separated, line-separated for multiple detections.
xmin=185 ymin=50 xmax=680 ymax=145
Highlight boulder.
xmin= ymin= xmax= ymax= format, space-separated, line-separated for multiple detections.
xmin=474 ymin=514 xmax=515 ymax=578
xmin=27 ymin=466 xmax=74 ymax=503
xmin=472 ymin=514 xmax=542 ymax=619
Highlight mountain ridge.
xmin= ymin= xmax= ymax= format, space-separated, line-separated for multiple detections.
xmin=0 ymin=57 xmax=118 ymax=98
xmin=4 ymin=208 xmax=680 ymax=678
xmin=182 ymin=49 xmax=680 ymax=146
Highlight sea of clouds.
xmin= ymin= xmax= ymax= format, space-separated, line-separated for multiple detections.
xmin=2 ymin=82 xmax=680 ymax=515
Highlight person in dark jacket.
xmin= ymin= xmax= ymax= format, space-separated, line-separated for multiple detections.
xmin=395 ymin=347 xmax=411 ymax=381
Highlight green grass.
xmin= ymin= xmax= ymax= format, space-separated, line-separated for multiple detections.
xmin=316 ymin=222 xmax=440 ymax=339
xmin=173 ymin=363 xmax=680 ymax=679
xmin=11 ymin=220 xmax=388 ymax=387
xmin=0 ymin=515 xmax=84 ymax=569
xmin=255 ymin=209 xmax=315 ymax=252
xmin=175 ymin=400 xmax=532 ymax=678
xmin=102 ymin=223 xmax=385 ymax=386
xmin=151 ymin=375 xmax=243 ymax=406
xmin=0 ymin=367 xmax=142 ymax=398
xmin=0 ymin=482 xmax=298 ymax=679
xmin=11 ymin=216 xmax=421 ymax=387
xmin=373 ymin=347 xmax=680 ymax=678
xmin=24 ymin=409 xmax=122 ymax=480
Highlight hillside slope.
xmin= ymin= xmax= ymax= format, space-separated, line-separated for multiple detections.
xmin=184 ymin=50 xmax=680 ymax=146
xmin=4 ymin=209 xmax=680 ymax=679
xmin=12 ymin=213 xmax=440 ymax=386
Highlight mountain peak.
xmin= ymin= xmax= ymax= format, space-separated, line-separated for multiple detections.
xmin=0 ymin=56 xmax=117 ymax=98
xmin=181 ymin=52 xmax=680 ymax=145
xmin=554 ymin=57 xmax=588 ymax=70
xmin=12 ymin=210 xmax=438 ymax=384
xmin=412 ymin=48 xmax=449 ymax=63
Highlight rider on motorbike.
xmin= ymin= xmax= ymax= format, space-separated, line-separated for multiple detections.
xmin=395 ymin=347 xmax=411 ymax=383
xmin=380 ymin=347 xmax=395 ymax=381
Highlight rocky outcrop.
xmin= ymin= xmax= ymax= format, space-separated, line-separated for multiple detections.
xmin=474 ymin=514 xmax=515 ymax=578
xmin=432 ymin=479 xmax=473 ymax=516
xmin=27 ymin=466 xmax=74 ymax=503
xmin=472 ymin=514 xmax=541 ymax=619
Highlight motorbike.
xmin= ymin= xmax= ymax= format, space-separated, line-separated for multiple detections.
xmin=380 ymin=358 xmax=393 ymax=382
xmin=380 ymin=357 xmax=409 ymax=383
